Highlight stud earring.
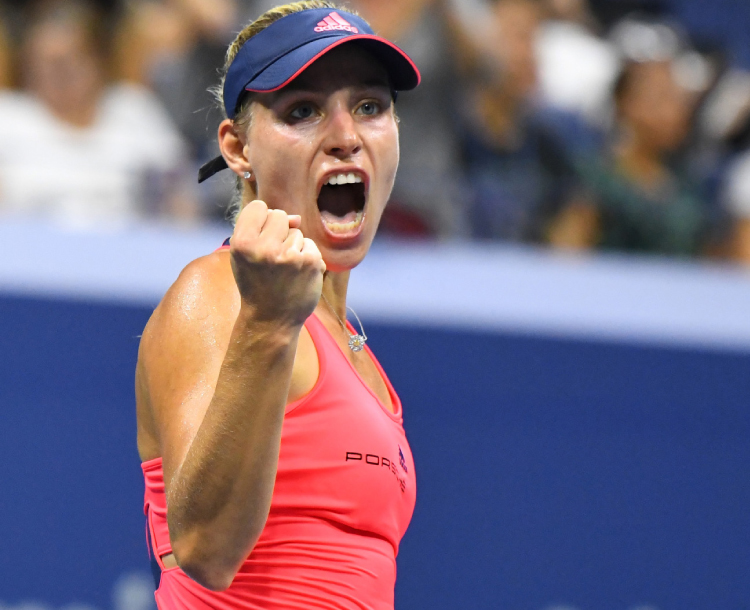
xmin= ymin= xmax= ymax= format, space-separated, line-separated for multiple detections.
xmin=243 ymin=171 xmax=252 ymax=180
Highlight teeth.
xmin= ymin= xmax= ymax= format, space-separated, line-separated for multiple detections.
xmin=326 ymin=173 xmax=363 ymax=186
xmin=321 ymin=210 xmax=364 ymax=233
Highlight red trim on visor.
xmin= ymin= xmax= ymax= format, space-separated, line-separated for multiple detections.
xmin=244 ymin=34 xmax=422 ymax=94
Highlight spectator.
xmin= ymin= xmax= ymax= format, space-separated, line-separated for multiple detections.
xmin=0 ymin=11 xmax=12 ymax=89
xmin=535 ymin=0 xmax=620 ymax=129
xmin=565 ymin=21 xmax=718 ymax=256
xmin=702 ymin=63 xmax=750 ymax=265
xmin=454 ymin=0 xmax=591 ymax=242
xmin=349 ymin=0 xmax=466 ymax=237
xmin=0 ymin=0 xmax=197 ymax=227
xmin=721 ymin=148 xmax=750 ymax=264
xmin=114 ymin=0 xmax=259 ymax=222
xmin=115 ymin=0 xmax=242 ymax=156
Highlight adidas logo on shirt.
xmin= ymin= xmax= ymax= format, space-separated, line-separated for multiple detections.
xmin=315 ymin=12 xmax=359 ymax=34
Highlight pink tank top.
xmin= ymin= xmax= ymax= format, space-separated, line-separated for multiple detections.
xmin=142 ymin=312 xmax=416 ymax=609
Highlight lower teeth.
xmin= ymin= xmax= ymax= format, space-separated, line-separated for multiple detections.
xmin=322 ymin=211 xmax=363 ymax=232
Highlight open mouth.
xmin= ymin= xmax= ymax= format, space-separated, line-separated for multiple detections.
xmin=317 ymin=173 xmax=366 ymax=235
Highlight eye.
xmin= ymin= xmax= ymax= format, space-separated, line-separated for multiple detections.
xmin=289 ymin=103 xmax=316 ymax=120
xmin=357 ymin=100 xmax=381 ymax=116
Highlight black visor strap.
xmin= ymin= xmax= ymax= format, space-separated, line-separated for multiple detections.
xmin=198 ymin=156 xmax=229 ymax=183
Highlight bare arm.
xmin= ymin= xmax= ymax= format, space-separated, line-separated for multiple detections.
xmin=546 ymin=197 xmax=601 ymax=251
xmin=138 ymin=202 xmax=324 ymax=590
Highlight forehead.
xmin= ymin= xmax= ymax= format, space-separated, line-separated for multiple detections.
xmin=272 ymin=44 xmax=391 ymax=98
xmin=628 ymin=61 xmax=682 ymax=94
xmin=27 ymin=19 xmax=93 ymax=56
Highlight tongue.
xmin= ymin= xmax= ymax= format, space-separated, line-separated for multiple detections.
xmin=321 ymin=209 xmax=359 ymax=225
xmin=317 ymin=183 xmax=364 ymax=221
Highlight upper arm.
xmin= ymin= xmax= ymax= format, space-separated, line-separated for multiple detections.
xmin=136 ymin=252 xmax=239 ymax=489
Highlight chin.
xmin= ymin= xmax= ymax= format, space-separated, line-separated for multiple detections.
xmin=321 ymin=242 xmax=372 ymax=273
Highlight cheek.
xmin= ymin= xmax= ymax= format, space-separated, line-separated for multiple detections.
xmin=372 ymin=126 xmax=400 ymax=194
xmin=246 ymin=129 xmax=312 ymax=211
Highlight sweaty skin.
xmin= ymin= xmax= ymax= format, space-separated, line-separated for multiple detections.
xmin=135 ymin=46 xmax=399 ymax=591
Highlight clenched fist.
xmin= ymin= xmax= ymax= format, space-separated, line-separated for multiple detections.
xmin=230 ymin=200 xmax=325 ymax=326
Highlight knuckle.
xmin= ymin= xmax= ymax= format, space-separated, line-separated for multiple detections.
xmin=230 ymin=235 xmax=253 ymax=254
xmin=302 ymin=250 xmax=321 ymax=266
xmin=242 ymin=200 xmax=266 ymax=219
xmin=237 ymin=201 xmax=265 ymax=226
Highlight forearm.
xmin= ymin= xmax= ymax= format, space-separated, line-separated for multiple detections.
xmin=167 ymin=305 xmax=301 ymax=586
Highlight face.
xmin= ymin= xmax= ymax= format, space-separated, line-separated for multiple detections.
xmin=619 ymin=61 xmax=694 ymax=153
xmin=24 ymin=21 xmax=102 ymax=117
xmin=240 ymin=45 xmax=400 ymax=272
xmin=0 ymin=19 xmax=10 ymax=88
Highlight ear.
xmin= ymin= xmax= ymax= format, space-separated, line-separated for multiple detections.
xmin=218 ymin=118 xmax=252 ymax=177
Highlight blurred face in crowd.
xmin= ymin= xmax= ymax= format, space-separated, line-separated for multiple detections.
xmin=617 ymin=60 xmax=694 ymax=154
xmin=236 ymin=46 xmax=400 ymax=273
xmin=486 ymin=0 xmax=541 ymax=99
xmin=544 ymin=0 xmax=587 ymax=22
xmin=24 ymin=18 xmax=104 ymax=126
xmin=0 ymin=18 xmax=10 ymax=89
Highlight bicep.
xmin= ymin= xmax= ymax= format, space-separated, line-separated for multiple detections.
xmin=139 ymin=265 xmax=237 ymax=488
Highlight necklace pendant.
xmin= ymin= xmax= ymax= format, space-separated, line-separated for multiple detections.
xmin=348 ymin=334 xmax=366 ymax=352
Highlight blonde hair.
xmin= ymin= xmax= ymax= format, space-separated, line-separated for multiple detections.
xmin=214 ymin=1 xmax=361 ymax=221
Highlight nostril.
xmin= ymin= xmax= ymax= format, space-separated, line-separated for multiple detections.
xmin=329 ymin=143 xmax=361 ymax=158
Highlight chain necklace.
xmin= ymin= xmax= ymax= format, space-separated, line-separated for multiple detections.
xmin=320 ymin=293 xmax=368 ymax=352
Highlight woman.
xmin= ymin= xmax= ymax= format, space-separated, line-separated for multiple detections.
xmin=0 ymin=1 xmax=196 ymax=226
xmin=553 ymin=24 xmax=716 ymax=255
xmin=135 ymin=1 xmax=420 ymax=607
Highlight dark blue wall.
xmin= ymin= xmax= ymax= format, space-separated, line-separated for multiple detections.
xmin=379 ymin=326 xmax=750 ymax=610
xmin=0 ymin=296 xmax=151 ymax=608
xmin=1 ymin=294 xmax=748 ymax=609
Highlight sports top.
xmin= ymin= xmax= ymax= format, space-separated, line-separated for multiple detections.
xmin=142 ymin=312 xmax=416 ymax=609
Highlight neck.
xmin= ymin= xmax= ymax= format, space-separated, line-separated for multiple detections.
xmin=476 ymin=86 xmax=522 ymax=146
xmin=318 ymin=270 xmax=351 ymax=320
xmin=617 ymin=146 xmax=667 ymax=188
xmin=615 ymin=137 xmax=668 ymax=190
xmin=44 ymin=92 xmax=101 ymax=128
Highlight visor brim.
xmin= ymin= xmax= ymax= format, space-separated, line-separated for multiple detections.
xmin=244 ymin=34 xmax=421 ymax=94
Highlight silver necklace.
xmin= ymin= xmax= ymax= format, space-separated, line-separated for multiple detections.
xmin=320 ymin=293 xmax=368 ymax=352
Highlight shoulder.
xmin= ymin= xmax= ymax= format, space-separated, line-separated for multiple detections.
xmin=140 ymin=250 xmax=238 ymax=371
xmin=0 ymin=93 xmax=50 ymax=145
xmin=136 ymin=249 xmax=236 ymax=456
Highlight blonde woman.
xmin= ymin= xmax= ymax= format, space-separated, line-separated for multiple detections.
xmin=136 ymin=1 xmax=420 ymax=607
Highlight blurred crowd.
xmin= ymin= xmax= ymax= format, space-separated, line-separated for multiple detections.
xmin=2 ymin=0 xmax=750 ymax=265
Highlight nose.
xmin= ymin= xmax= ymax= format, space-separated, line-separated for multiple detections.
xmin=323 ymin=105 xmax=362 ymax=159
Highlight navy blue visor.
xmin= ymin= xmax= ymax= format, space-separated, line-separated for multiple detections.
xmin=199 ymin=8 xmax=420 ymax=183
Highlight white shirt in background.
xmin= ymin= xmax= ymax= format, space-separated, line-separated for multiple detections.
xmin=536 ymin=20 xmax=620 ymax=127
xmin=0 ymin=83 xmax=189 ymax=229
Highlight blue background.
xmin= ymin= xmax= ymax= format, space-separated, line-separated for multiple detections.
xmin=2 ymin=286 xmax=748 ymax=609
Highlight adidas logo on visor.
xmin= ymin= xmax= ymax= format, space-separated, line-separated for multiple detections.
xmin=314 ymin=12 xmax=359 ymax=33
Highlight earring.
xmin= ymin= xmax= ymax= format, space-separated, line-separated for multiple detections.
xmin=243 ymin=171 xmax=252 ymax=180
